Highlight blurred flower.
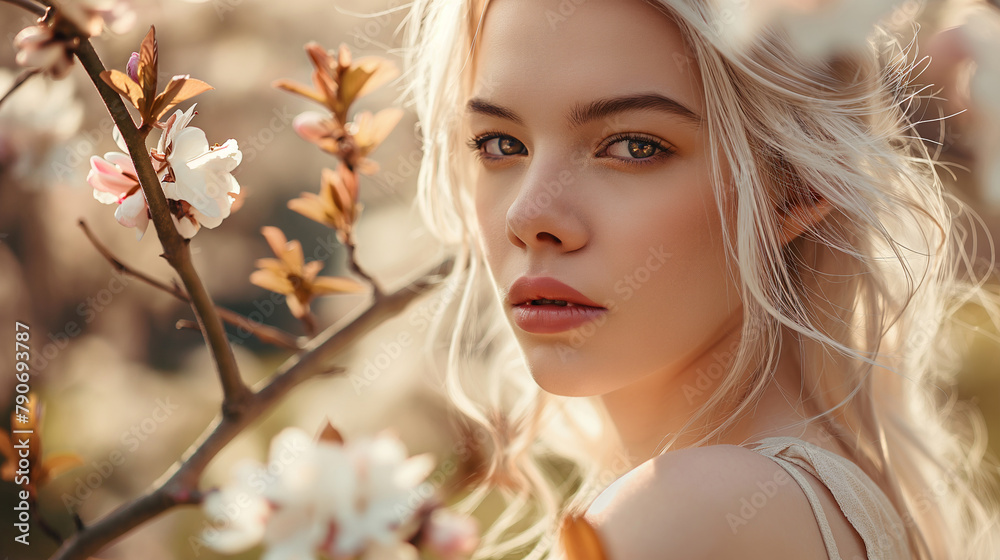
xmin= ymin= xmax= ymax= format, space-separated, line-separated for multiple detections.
xmin=0 ymin=68 xmax=83 ymax=186
xmin=249 ymin=226 xmax=365 ymax=322
xmin=348 ymin=109 xmax=403 ymax=173
xmin=274 ymin=42 xmax=398 ymax=125
xmin=57 ymin=0 xmax=136 ymax=37
xmin=0 ymin=394 xmax=83 ymax=500
xmin=13 ymin=24 xmax=76 ymax=79
xmin=11 ymin=0 xmax=135 ymax=78
xmin=419 ymin=509 xmax=480 ymax=560
xmin=287 ymin=163 xmax=363 ymax=244
xmin=293 ymin=108 xmax=402 ymax=174
xmin=960 ymin=6 xmax=1000 ymax=204
xmin=713 ymin=0 xmax=905 ymax=57
xmin=202 ymin=426 xmax=437 ymax=560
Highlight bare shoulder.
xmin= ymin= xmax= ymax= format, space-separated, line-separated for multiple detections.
xmin=583 ymin=444 xmax=830 ymax=560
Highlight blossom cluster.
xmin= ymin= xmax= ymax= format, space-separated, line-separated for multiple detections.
xmin=14 ymin=0 xmax=136 ymax=79
xmin=87 ymin=104 xmax=242 ymax=239
xmin=202 ymin=427 xmax=479 ymax=560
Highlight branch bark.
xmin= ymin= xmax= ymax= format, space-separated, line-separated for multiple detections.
xmin=0 ymin=0 xmax=46 ymax=17
xmin=79 ymin=220 xmax=302 ymax=351
xmin=49 ymin=256 xmax=455 ymax=560
xmin=0 ymin=68 xmax=41 ymax=109
xmin=44 ymin=24 xmax=460 ymax=560
xmin=72 ymin=37 xmax=251 ymax=413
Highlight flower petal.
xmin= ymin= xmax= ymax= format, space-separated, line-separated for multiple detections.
xmin=189 ymin=138 xmax=242 ymax=174
xmin=88 ymin=156 xmax=137 ymax=201
xmin=311 ymin=276 xmax=367 ymax=295
xmin=202 ymin=461 xmax=270 ymax=554
xmin=157 ymin=104 xmax=198 ymax=154
xmin=133 ymin=210 xmax=149 ymax=240
xmin=293 ymin=111 xmax=341 ymax=145
xmin=173 ymin=213 xmax=201 ymax=238
xmin=260 ymin=226 xmax=289 ymax=259
xmin=250 ymin=269 xmax=294 ymax=295
xmin=285 ymin=294 xmax=309 ymax=319
xmin=288 ymin=195 xmax=334 ymax=228
xmin=114 ymin=191 xmax=148 ymax=228
xmin=112 ymin=126 xmax=129 ymax=152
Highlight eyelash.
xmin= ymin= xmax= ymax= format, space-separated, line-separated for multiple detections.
xmin=466 ymin=131 xmax=676 ymax=168
xmin=466 ymin=129 xmax=512 ymax=164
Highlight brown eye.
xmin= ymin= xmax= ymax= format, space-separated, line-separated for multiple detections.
xmin=484 ymin=136 xmax=526 ymax=156
xmin=606 ymin=138 xmax=659 ymax=159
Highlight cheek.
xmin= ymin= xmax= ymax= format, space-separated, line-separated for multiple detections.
xmin=597 ymin=175 xmax=738 ymax=366
xmin=474 ymin=179 xmax=517 ymax=279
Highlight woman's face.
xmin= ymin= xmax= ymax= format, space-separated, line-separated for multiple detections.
xmin=465 ymin=0 xmax=743 ymax=397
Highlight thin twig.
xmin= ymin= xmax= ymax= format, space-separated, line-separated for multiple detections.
xmin=72 ymin=38 xmax=251 ymax=412
xmin=79 ymin=220 xmax=301 ymax=351
xmin=300 ymin=311 xmax=319 ymax=338
xmin=0 ymin=68 xmax=41 ymax=109
xmin=48 ymin=256 xmax=456 ymax=560
xmin=0 ymin=0 xmax=46 ymax=17
xmin=346 ymin=241 xmax=383 ymax=298
xmin=32 ymin=501 xmax=63 ymax=545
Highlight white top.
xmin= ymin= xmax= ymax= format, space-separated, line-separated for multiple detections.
xmin=745 ymin=436 xmax=913 ymax=559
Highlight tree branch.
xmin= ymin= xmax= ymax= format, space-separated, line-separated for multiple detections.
xmin=79 ymin=220 xmax=302 ymax=351
xmin=0 ymin=68 xmax=41 ymax=110
xmin=71 ymin=37 xmax=251 ymax=412
xmin=346 ymin=241 xmax=383 ymax=299
xmin=0 ymin=0 xmax=46 ymax=17
xmin=48 ymin=256 xmax=456 ymax=560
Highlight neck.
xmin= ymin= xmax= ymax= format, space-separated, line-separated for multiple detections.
xmin=599 ymin=319 xmax=806 ymax=465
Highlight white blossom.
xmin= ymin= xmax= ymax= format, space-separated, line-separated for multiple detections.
xmin=203 ymin=427 xmax=436 ymax=560
xmin=713 ymin=0 xmax=908 ymax=57
xmin=0 ymin=68 xmax=84 ymax=187
xmin=88 ymin=106 xmax=241 ymax=239
xmin=155 ymin=105 xmax=241 ymax=237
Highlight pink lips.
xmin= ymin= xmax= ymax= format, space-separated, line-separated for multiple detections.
xmin=507 ymin=276 xmax=608 ymax=334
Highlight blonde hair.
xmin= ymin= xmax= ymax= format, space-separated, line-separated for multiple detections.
xmin=399 ymin=0 xmax=1000 ymax=558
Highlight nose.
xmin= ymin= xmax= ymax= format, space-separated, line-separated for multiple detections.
xmin=505 ymin=162 xmax=587 ymax=252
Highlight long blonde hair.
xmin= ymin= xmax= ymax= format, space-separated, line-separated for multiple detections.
xmin=399 ymin=0 xmax=1000 ymax=558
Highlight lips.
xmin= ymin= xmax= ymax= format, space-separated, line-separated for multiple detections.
xmin=506 ymin=277 xmax=608 ymax=334
xmin=506 ymin=276 xmax=605 ymax=308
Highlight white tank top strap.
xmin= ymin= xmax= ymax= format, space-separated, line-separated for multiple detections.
xmin=744 ymin=435 xmax=912 ymax=560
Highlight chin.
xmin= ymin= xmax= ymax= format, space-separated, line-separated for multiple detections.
xmin=518 ymin=342 xmax=609 ymax=397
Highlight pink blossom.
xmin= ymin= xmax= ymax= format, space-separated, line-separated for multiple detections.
xmin=293 ymin=111 xmax=341 ymax=145
xmin=126 ymin=51 xmax=140 ymax=83
xmin=87 ymin=151 xmax=150 ymax=240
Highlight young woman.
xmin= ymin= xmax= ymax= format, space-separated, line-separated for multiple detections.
xmin=401 ymin=0 xmax=1000 ymax=558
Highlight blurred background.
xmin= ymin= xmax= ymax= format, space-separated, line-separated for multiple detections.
xmin=0 ymin=0 xmax=999 ymax=558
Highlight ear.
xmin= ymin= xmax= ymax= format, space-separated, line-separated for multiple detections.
xmin=777 ymin=194 xmax=833 ymax=246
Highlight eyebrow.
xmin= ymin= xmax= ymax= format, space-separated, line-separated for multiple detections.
xmin=465 ymin=93 xmax=701 ymax=128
